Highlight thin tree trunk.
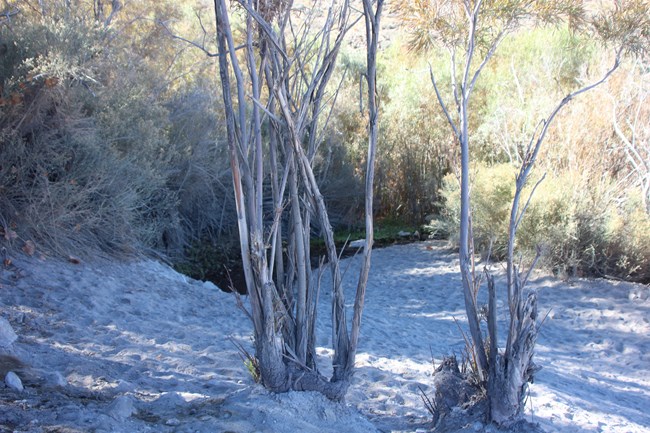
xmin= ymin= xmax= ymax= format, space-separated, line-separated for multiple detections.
xmin=347 ymin=0 xmax=384 ymax=376
xmin=489 ymin=51 xmax=623 ymax=425
xmin=459 ymin=95 xmax=488 ymax=381
xmin=289 ymin=160 xmax=309 ymax=363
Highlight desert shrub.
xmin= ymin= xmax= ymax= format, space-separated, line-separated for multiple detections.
xmin=601 ymin=191 xmax=650 ymax=282
xmin=438 ymin=163 xmax=650 ymax=281
xmin=517 ymin=174 xmax=603 ymax=276
xmin=475 ymin=26 xmax=597 ymax=164
xmin=92 ymin=57 xmax=183 ymax=252
xmin=321 ymin=52 xmax=372 ymax=227
xmin=0 ymin=81 xmax=150 ymax=256
xmin=0 ymin=9 xmax=233 ymax=260
xmin=0 ymin=16 xmax=135 ymax=256
xmin=377 ymin=101 xmax=452 ymax=223
xmin=315 ymin=139 xmax=365 ymax=228
xmin=163 ymin=84 xmax=237 ymax=254
xmin=436 ymin=164 xmax=515 ymax=257
xmin=332 ymin=43 xmax=456 ymax=225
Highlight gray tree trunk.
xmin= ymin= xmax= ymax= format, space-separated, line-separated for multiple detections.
xmin=213 ymin=0 xmax=383 ymax=401
xmin=429 ymin=1 xmax=625 ymax=426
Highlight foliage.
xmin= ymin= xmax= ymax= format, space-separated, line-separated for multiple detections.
xmin=331 ymin=42 xmax=456 ymax=224
xmin=590 ymin=0 xmax=650 ymax=58
xmin=475 ymin=26 xmax=596 ymax=161
xmin=601 ymin=191 xmax=650 ymax=281
xmin=0 ymin=3 xmax=234 ymax=260
xmin=231 ymin=337 xmax=261 ymax=383
xmin=395 ymin=0 xmax=585 ymax=54
xmin=0 ymin=0 xmax=647 ymax=292
xmin=438 ymin=164 xmax=650 ymax=282
xmin=1 ymin=14 xmax=141 ymax=256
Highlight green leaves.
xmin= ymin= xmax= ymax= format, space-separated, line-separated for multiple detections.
xmin=590 ymin=0 xmax=650 ymax=57
xmin=396 ymin=0 xmax=588 ymax=55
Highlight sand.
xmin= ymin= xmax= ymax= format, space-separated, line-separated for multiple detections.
xmin=0 ymin=240 xmax=648 ymax=432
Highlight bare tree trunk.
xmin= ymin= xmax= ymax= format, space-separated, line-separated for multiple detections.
xmin=212 ymin=0 xmax=383 ymax=401
xmin=486 ymin=51 xmax=623 ymax=426
xmin=488 ymin=277 xmax=539 ymax=425
xmin=289 ymin=161 xmax=309 ymax=363
xmin=346 ymin=0 xmax=384 ymax=376
xmin=427 ymin=1 xmax=626 ymax=426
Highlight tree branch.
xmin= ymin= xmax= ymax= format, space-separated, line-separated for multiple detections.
xmin=235 ymin=0 xmax=290 ymax=63
xmin=430 ymin=65 xmax=460 ymax=139
xmin=468 ymin=29 xmax=507 ymax=95
xmin=158 ymin=18 xmax=220 ymax=57
xmin=0 ymin=7 xmax=19 ymax=25
xmin=514 ymin=172 xmax=546 ymax=233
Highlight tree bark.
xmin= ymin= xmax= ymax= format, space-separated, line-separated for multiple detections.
xmin=213 ymin=0 xmax=380 ymax=401
xmin=489 ymin=286 xmax=539 ymax=426
xmin=346 ymin=0 xmax=384 ymax=377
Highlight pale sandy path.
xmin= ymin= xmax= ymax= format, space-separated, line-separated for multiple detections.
xmin=323 ymin=241 xmax=650 ymax=433
xmin=0 ymin=241 xmax=648 ymax=432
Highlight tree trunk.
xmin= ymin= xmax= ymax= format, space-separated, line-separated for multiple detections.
xmin=212 ymin=0 xmax=380 ymax=402
xmin=488 ymin=283 xmax=539 ymax=426
xmin=426 ymin=1 xmax=628 ymax=427
xmin=346 ymin=0 xmax=384 ymax=377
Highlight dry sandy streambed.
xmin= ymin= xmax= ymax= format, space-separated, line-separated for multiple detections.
xmin=0 ymin=241 xmax=648 ymax=432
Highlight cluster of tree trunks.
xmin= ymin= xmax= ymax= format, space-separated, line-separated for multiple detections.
xmin=212 ymin=0 xmax=646 ymax=423
xmin=213 ymin=0 xmax=383 ymax=400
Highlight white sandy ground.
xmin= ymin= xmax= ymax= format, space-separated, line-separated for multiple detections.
xmin=0 ymin=240 xmax=648 ymax=432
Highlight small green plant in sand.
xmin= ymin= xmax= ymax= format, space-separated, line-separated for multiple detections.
xmin=230 ymin=338 xmax=260 ymax=384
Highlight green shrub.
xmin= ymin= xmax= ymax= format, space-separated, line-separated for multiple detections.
xmin=438 ymin=163 xmax=650 ymax=282
xmin=0 ymin=10 xmax=234 ymax=260
xmin=602 ymin=191 xmax=650 ymax=281
xmin=437 ymin=164 xmax=515 ymax=257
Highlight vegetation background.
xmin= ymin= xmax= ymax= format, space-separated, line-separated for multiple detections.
xmin=1 ymin=0 xmax=648 ymax=286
